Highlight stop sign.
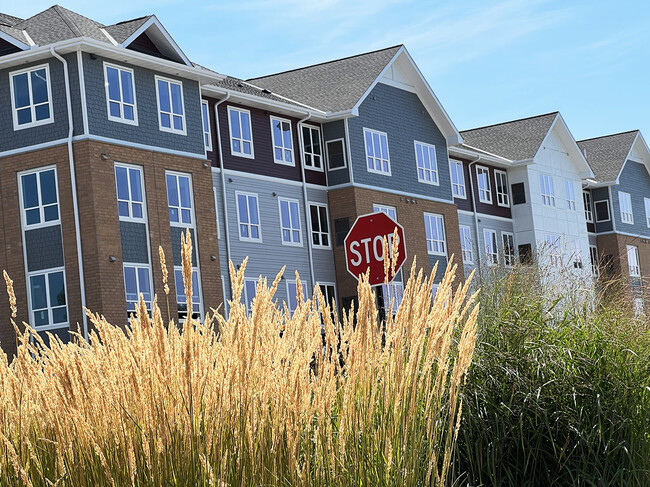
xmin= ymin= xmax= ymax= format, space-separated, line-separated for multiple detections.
xmin=344 ymin=212 xmax=407 ymax=285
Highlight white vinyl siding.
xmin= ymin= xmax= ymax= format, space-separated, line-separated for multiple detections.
xmin=619 ymin=191 xmax=633 ymax=224
xmin=539 ymin=174 xmax=555 ymax=207
xmin=10 ymin=64 xmax=53 ymax=130
xmin=155 ymin=76 xmax=185 ymax=135
xmin=236 ymin=192 xmax=262 ymax=242
xmin=424 ymin=213 xmax=446 ymax=256
xmin=228 ymin=106 xmax=254 ymax=158
xmin=278 ymin=197 xmax=302 ymax=246
xmin=564 ymin=180 xmax=576 ymax=210
xmin=459 ymin=226 xmax=473 ymax=264
xmin=270 ymin=116 xmax=294 ymax=165
xmin=476 ymin=166 xmax=492 ymax=204
xmin=104 ymin=63 xmax=137 ymax=125
xmin=414 ymin=141 xmax=438 ymax=185
xmin=450 ymin=160 xmax=466 ymax=198
xmin=627 ymin=245 xmax=640 ymax=277
xmin=364 ymin=128 xmax=391 ymax=175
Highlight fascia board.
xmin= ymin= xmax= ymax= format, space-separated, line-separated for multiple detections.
xmin=120 ymin=16 xmax=192 ymax=67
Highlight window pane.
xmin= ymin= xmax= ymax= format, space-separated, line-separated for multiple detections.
xmin=280 ymin=201 xmax=290 ymax=227
xmin=34 ymin=104 xmax=50 ymax=121
xmin=21 ymin=173 xmax=39 ymax=209
xmin=39 ymin=170 xmax=57 ymax=205
xmin=52 ymin=307 xmax=67 ymax=324
xmin=160 ymin=113 xmax=171 ymax=128
xmin=170 ymin=83 xmax=183 ymax=115
xmin=124 ymin=267 xmax=137 ymax=296
xmin=138 ymin=268 xmax=151 ymax=299
xmin=241 ymin=112 xmax=251 ymax=140
xmin=179 ymin=177 xmax=191 ymax=208
xmin=118 ymin=201 xmax=129 ymax=217
xmin=34 ymin=310 xmax=49 ymax=326
xmin=202 ymin=103 xmax=209 ymax=132
xmin=290 ymin=202 xmax=300 ymax=229
xmin=17 ymin=108 xmax=32 ymax=125
xmin=129 ymin=169 xmax=143 ymax=203
xmin=107 ymin=66 xmax=120 ymax=101
xmin=26 ymin=208 xmax=40 ymax=225
xmin=248 ymin=196 xmax=259 ymax=224
xmin=109 ymin=102 xmax=121 ymax=118
xmin=158 ymin=80 xmax=170 ymax=112
xmin=173 ymin=115 xmax=183 ymax=131
xmin=120 ymin=70 xmax=134 ymax=104
xmin=44 ymin=205 xmax=58 ymax=222
xmin=237 ymin=194 xmax=249 ymax=223
xmin=310 ymin=206 xmax=320 ymax=232
xmin=166 ymin=174 xmax=179 ymax=207
xmin=30 ymin=274 xmax=47 ymax=310
xmin=13 ymin=73 xmax=30 ymax=108
xmin=132 ymin=203 xmax=143 ymax=219
xmin=230 ymin=110 xmax=241 ymax=139
xmin=115 ymin=167 xmax=129 ymax=200
xmin=31 ymin=69 xmax=49 ymax=105
xmin=48 ymin=272 xmax=66 ymax=306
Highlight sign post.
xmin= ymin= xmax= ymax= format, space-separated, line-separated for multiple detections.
xmin=344 ymin=212 xmax=407 ymax=286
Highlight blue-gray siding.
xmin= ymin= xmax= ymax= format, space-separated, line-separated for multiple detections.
xmin=323 ymin=120 xmax=349 ymax=186
xmin=592 ymin=187 xmax=613 ymax=233
xmin=25 ymin=225 xmax=64 ymax=272
xmin=610 ymin=160 xmax=650 ymax=237
xmin=120 ymin=221 xmax=149 ymax=264
xmin=457 ymin=212 xmax=515 ymax=278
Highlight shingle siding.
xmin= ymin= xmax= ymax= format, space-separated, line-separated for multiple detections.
xmin=120 ymin=221 xmax=149 ymax=264
xmin=610 ymin=160 xmax=650 ymax=237
xmin=25 ymin=225 xmax=64 ymax=272
xmin=82 ymin=53 xmax=205 ymax=155
xmin=347 ymin=83 xmax=452 ymax=200
xmin=323 ymin=120 xmax=349 ymax=186
xmin=591 ymin=187 xmax=613 ymax=233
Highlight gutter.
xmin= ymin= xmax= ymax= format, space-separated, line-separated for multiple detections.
xmin=296 ymin=111 xmax=317 ymax=292
xmin=51 ymin=47 xmax=88 ymax=340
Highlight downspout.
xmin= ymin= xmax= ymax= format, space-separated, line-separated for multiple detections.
xmin=467 ymin=155 xmax=482 ymax=273
xmin=213 ymin=93 xmax=232 ymax=290
xmin=297 ymin=111 xmax=316 ymax=291
xmin=51 ymin=47 xmax=88 ymax=339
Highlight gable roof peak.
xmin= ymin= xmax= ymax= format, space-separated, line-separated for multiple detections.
xmin=461 ymin=111 xmax=558 ymax=133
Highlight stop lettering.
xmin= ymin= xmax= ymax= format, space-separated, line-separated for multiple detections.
xmin=344 ymin=212 xmax=407 ymax=285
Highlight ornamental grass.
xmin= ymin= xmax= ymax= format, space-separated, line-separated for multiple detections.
xmin=0 ymin=231 xmax=478 ymax=486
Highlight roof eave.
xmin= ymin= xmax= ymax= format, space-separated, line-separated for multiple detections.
xmin=0 ymin=29 xmax=30 ymax=50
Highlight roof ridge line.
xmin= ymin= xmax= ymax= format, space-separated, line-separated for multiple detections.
xmin=461 ymin=111 xmax=559 ymax=133
xmin=109 ymin=15 xmax=151 ymax=27
xmin=247 ymin=44 xmax=403 ymax=81
xmin=577 ymin=129 xmax=639 ymax=143
xmin=52 ymin=5 xmax=83 ymax=37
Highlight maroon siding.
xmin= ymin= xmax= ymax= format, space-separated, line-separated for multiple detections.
xmin=452 ymin=157 xmax=512 ymax=219
xmin=126 ymin=32 xmax=172 ymax=61
xmin=212 ymin=100 xmax=326 ymax=185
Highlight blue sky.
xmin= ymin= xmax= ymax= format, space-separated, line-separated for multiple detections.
xmin=8 ymin=0 xmax=650 ymax=140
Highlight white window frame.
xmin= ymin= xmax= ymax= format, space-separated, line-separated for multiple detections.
xmin=450 ymin=160 xmax=466 ymax=199
xmin=174 ymin=267 xmax=203 ymax=322
xmin=564 ymin=180 xmax=576 ymax=211
xmin=17 ymin=165 xmax=61 ymax=230
xmin=278 ymin=197 xmax=302 ymax=247
xmin=123 ymin=263 xmax=154 ymax=315
xmin=502 ymin=232 xmax=515 ymax=267
xmin=539 ymin=174 xmax=555 ymax=207
xmin=494 ymin=169 xmax=510 ymax=207
xmin=201 ymin=100 xmax=212 ymax=151
xmin=459 ymin=226 xmax=474 ymax=264
xmin=589 ymin=245 xmax=599 ymax=277
xmin=381 ymin=276 xmax=405 ymax=312
xmin=270 ymin=116 xmax=294 ymax=166
xmin=103 ymin=62 xmax=138 ymax=126
xmin=317 ymin=282 xmax=337 ymax=311
xmin=228 ymin=106 xmax=254 ymax=159
xmin=114 ymin=163 xmax=147 ymax=223
xmin=26 ymin=266 xmax=69 ymax=332
xmin=286 ymin=280 xmax=308 ymax=317
xmin=424 ymin=213 xmax=447 ymax=257
xmin=166 ymin=171 xmax=195 ymax=228
xmin=302 ymin=124 xmax=324 ymax=171
xmin=594 ymin=200 xmax=611 ymax=223
xmin=584 ymin=191 xmax=593 ymax=223
xmin=244 ymin=278 xmax=257 ymax=315
xmin=9 ymin=63 xmax=54 ymax=130
xmin=414 ymin=140 xmax=439 ymax=185
xmin=619 ymin=191 xmax=634 ymax=224
xmin=325 ymin=138 xmax=347 ymax=172
xmin=154 ymin=75 xmax=186 ymax=135
xmin=235 ymin=191 xmax=262 ymax=243
xmin=483 ymin=229 xmax=498 ymax=266
xmin=545 ymin=234 xmax=562 ymax=266
xmin=373 ymin=204 xmax=397 ymax=221
xmin=645 ymin=197 xmax=650 ymax=228
xmin=309 ymin=202 xmax=331 ymax=249
xmin=476 ymin=166 xmax=492 ymax=204
xmin=363 ymin=128 xmax=391 ymax=176
xmin=627 ymin=245 xmax=641 ymax=277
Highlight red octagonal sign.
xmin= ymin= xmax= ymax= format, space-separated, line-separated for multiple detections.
xmin=344 ymin=212 xmax=407 ymax=286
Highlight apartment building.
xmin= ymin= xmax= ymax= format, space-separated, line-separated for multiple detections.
xmin=578 ymin=131 xmax=650 ymax=313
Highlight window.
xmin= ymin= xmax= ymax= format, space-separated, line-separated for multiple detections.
xmin=589 ymin=245 xmax=599 ymax=277
xmin=228 ymin=106 xmax=253 ymax=158
xmin=29 ymin=269 xmax=67 ymax=329
xmin=278 ymin=198 xmax=302 ymax=246
xmin=495 ymin=170 xmax=509 ymax=207
xmin=155 ymin=76 xmax=185 ymax=134
xmin=627 ymin=245 xmax=640 ymax=277
xmin=174 ymin=268 xmax=201 ymax=321
xmin=166 ymin=172 xmax=193 ymax=226
xmin=476 ymin=166 xmax=492 ymax=204
xmin=595 ymin=200 xmax=610 ymax=222
xmin=318 ymin=283 xmax=336 ymax=311
xmin=201 ymin=100 xmax=212 ymax=151
xmin=309 ymin=203 xmax=330 ymax=248
xmin=382 ymin=278 xmax=404 ymax=312
xmin=511 ymin=183 xmax=526 ymax=205
xmin=244 ymin=279 xmax=257 ymax=314
xmin=414 ymin=141 xmax=438 ymax=185
xmin=373 ymin=204 xmax=397 ymax=221
xmin=19 ymin=167 xmax=59 ymax=227
xmin=287 ymin=281 xmax=308 ymax=317
xmin=424 ymin=213 xmax=446 ymax=256
xmin=502 ymin=232 xmax=515 ymax=267
xmin=459 ymin=226 xmax=473 ymax=264
xmin=10 ymin=64 xmax=53 ymax=129
xmin=539 ymin=174 xmax=555 ymax=206
xmin=450 ymin=160 xmax=466 ymax=198
xmin=584 ymin=191 xmax=593 ymax=222
xmin=302 ymin=125 xmax=323 ymax=170
xmin=645 ymin=197 xmax=650 ymax=227
xmin=270 ymin=116 xmax=293 ymax=165
xmin=545 ymin=234 xmax=561 ymax=266
xmin=326 ymin=139 xmax=346 ymax=170
xmin=619 ymin=191 xmax=634 ymax=224
xmin=123 ymin=265 xmax=153 ymax=314
xmin=364 ymin=128 xmax=390 ymax=175
xmin=115 ymin=164 xmax=145 ymax=222
xmin=483 ymin=229 xmax=498 ymax=265
xmin=104 ymin=63 xmax=137 ymax=125
xmin=236 ymin=192 xmax=261 ymax=242
xmin=570 ymin=239 xmax=583 ymax=269
xmin=564 ymin=180 xmax=576 ymax=210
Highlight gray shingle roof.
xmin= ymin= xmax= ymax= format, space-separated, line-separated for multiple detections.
xmin=0 ymin=24 xmax=29 ymax=45
xmin=13 ymin=5 xmax=107 ymax=45
xmin=104 ymin=16 xmax=152 ymax=44
xmin=0 ymin=13 xmax=23 ymax=26
xmin=205 ymin=75 xmax=308 ymax=108
xmin=577 ymin=131 xmax=638 ymax=183
xmin=460 ymin=112 xmax=558 ymax=161
xmin=247 ymin=45 xmax=402 ymax=113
